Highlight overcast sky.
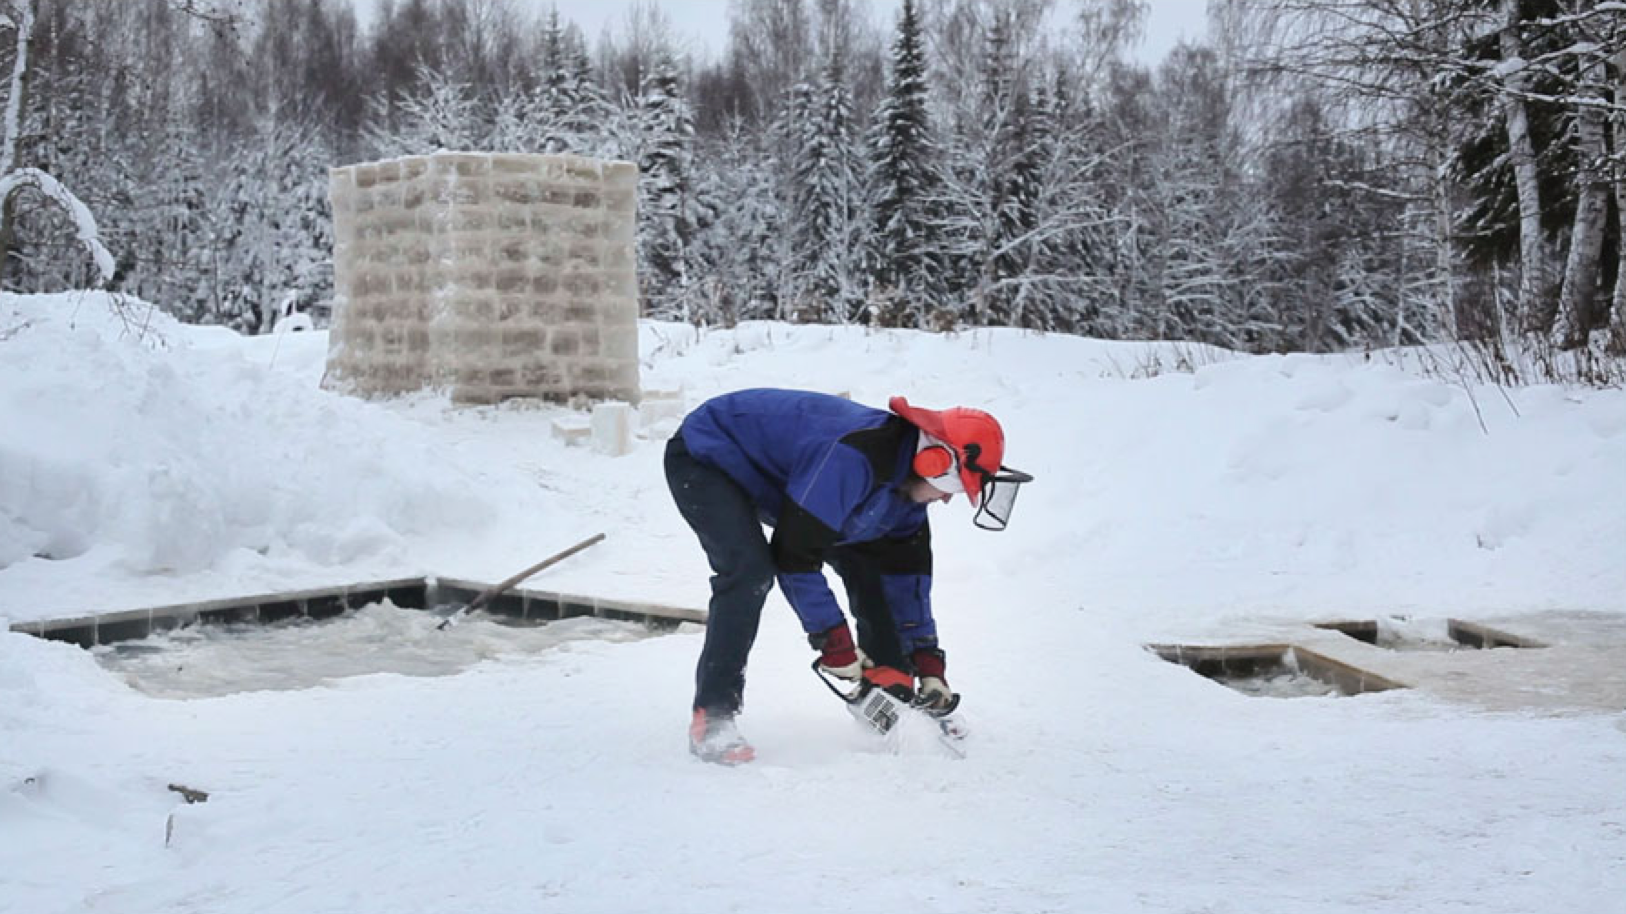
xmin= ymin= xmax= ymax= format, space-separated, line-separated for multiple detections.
xmin=358 ymin=1 xmax=1210 ymax=67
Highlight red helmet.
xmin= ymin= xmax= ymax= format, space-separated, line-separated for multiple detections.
xmin=889 ymin=396 xmax=1006 ymax=506
xmin=890 ymin=396 xmax=1033 ymax=530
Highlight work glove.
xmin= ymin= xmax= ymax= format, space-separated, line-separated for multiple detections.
xmin=911 ymin=647 xmax=955 ymax=712
xmin=916 ymin=676 xmax=954 ymax=711
xmin=810 ymin=623 xmax=869 ymax=681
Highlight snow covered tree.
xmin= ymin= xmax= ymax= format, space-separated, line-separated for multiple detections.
xmin=1216 ymin=0 xmax=1486 ymax=340
xmin=785 ymin=47 xmax=863 ymax=323
xmin=685 ymin=120 xmax=784 ymax=325
xmin=934 ymin=6 xmax=1053 ymax=329
xmin=867 ymin=0 xmax=943 ymax=326
xmin=1492 ymin=0 xmax=1557 ymax=332
xmin=204 ymin=115 xmax=331 ymax=333
xmin=0 ymin=0 xmax=113 ymax=289
xmin=437 ymin=0 xmax=526 ymax=99
xmin=1073 ymin=0 xmax=1147 ymax=92
xmin=366 ymin=0 xmax=446 ymax=114
xmin=116 ymin=93 xmax=214 ymax=320
xmin=528 ymin=11 xmax=611 ymax=156
xmin=1257 ymin=92 xmax=1426 ymax=351
xmin=363 ymin=63 xmax=486 ymax=156
xmin=1551 ymin=5 xmax=1617 ymax=349
xmin=636 ymin=52 xmax=696 ymax=318
xmin=1006 ymin=72 xmax=1112 ymax=333
xmin=728 ymin=0 xmax=814 ymax=128
xmin=1134 ymin=46 xmax=1244 ymax=344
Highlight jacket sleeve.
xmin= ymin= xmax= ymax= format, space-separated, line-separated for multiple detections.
xmin=771 ymin=444 xmax=872 ymax=635
xmin=772 ymin=502 xmax=845 ymax=635
xmin=851 ymin=517 xmax=938 ymax=653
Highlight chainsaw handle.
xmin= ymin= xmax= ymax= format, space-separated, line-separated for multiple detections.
xmin=916 ymin=691 xmax=962 ymax=717
xmin=811 ymin=658 xmax=863 ymax=705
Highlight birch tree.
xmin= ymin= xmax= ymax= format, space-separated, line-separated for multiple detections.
xmin=1612 ymin=38 xmax=1626 ymax=355
xmin=728 ymin=0 xmax=813 ymax=127
xmin=1495 ymin=0 xmax=1554 ymax=329
xmin=1217 ymin=0 xmax=1497 ymax=340
xmin=1552 ymin=20 xmax=1611 ymax=349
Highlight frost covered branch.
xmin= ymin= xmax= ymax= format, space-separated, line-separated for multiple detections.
xmin=0 ymin=168 xmax=117 ymax=285
xmin=1 ymin=1 xmax=117 ymax=288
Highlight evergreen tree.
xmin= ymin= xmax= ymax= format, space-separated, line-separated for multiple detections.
xmin=530 ymin=15 xmax=611 ymax=156
xmin=686 ymin=120 xmax=783 ymax=325
xmin=636 ymin=53 xmax=695 ymax=318
xmin=866 ymin=0 xmax=942 ymax=326
xmin=786 ymin=48 xmax=862 ymax=322
xmin=207 ymin=116 xmax=331 ymax=333
xmin=939 ymin=8 xmax=1034 ymax=327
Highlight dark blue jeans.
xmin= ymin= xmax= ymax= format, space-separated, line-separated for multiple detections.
xmin=665 ymin=434 xmax=909 ymax=715
xmin=665 ymin=434 xmax=775 ymax=715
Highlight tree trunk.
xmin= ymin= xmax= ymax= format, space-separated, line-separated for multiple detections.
xmin=1497 ymin=0 xmax=1553 ymax=332
xmin=1426 ymin=137 xmax=1461 ymax=338
xmin=1611 ymin=43 xmax=1626 ymax=356
xmin=0 ymin=1 xmax=35 ymax=286
xmin=1555 ymin=47 xmax=1610 ymax=349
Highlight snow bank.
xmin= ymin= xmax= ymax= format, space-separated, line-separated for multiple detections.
xmin=0 ymin=293 xmax=549 ymax=618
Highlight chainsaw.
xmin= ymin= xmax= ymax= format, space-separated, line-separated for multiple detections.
xmin=812 ymin=659 xmax=969 ymax=758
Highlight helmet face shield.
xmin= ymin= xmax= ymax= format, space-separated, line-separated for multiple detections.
xmin=971 ymin=466 xmax=1033 ymax=532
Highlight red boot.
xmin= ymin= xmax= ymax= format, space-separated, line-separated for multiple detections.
xmin=688 ymin=708 xmax=756 ymax=766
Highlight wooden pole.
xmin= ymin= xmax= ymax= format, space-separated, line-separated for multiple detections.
xmin=436 ymin=532 xmax=607 ymax=630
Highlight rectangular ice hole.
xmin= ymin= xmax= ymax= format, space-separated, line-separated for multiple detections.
xmin=1317 ymin=618 xmax=1543 ymax=651
xmin=85 ymin=601 xmax=667 ymax=698
xmin=1149 ymin=643 xmax=1406 ymax=698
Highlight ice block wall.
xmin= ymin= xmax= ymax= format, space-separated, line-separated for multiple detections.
xmin=323 ymin=152 xmax=640 ymax=404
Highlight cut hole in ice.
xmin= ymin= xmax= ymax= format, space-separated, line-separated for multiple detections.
xmin=1149 ymin=643 xmax=1406 ymax=698
xmin=92 ymin=600 xmax=664 ymax=699
xmin=17 ymin=578 xmax=705 ymax=699
xmin=1315 ymin=618 xmax=1543 ymax=651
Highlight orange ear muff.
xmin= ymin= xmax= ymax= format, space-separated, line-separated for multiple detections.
xmin=913 ymin=445 xmax=955 ymax=478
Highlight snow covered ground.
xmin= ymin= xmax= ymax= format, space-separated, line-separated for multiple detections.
xmin=3 ymin=290 xmax=1625 ymax=914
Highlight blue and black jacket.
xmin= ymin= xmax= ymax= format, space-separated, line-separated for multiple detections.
xmin=677 ymin=389 xmax=936 ymax=651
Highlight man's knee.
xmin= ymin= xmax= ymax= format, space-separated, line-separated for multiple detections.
xmin=722 ymin=547 xmax=775 ymax=597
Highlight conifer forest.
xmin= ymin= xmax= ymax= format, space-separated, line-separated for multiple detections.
xmin=2 ymin=0 xmax=1623 ymax=367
